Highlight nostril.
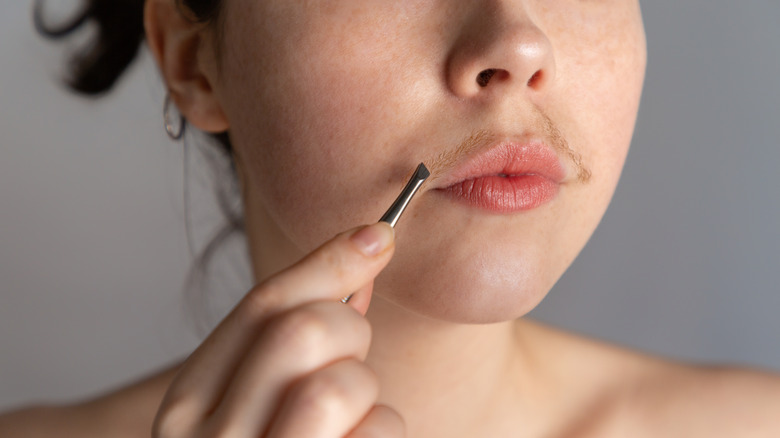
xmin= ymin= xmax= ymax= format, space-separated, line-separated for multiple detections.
xmin=476 ymin=69 xmax=497 ymax=87
xmin=476 ymin=69 xmax=539 ymax=89
xmin=527 ymin=70 xmax=543 ymax=88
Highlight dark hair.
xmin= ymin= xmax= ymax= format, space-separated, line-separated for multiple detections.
xmin=34 ymin=0 xmax=222 ymax=93
xmin=33 ymin=0 xmax=231 ymax=150
xmin=34 ymin=0 xmax=248 ymax=332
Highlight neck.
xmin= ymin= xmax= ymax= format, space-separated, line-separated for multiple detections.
xmin=365 ymin=296 xmax=546 ymax=438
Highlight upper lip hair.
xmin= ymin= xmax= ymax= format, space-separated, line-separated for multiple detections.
xmin=426 ymin=130 xmax=565 ymax=189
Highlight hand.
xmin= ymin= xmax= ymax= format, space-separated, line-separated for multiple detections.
xmin=153 ymin=222 xmax=405 ymax=438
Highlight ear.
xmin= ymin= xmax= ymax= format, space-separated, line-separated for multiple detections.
xmin=144 ymin=0 xmax=229 ymax=133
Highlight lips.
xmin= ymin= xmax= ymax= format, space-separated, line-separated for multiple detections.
xmin=433 ymin=142 xmax=565 ymax=213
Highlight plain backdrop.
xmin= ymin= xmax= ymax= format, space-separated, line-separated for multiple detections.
xmin=1 ymin=1 xmax=779 ymax=410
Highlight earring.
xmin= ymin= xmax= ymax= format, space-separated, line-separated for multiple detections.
xmin=163 ymin=94 xmax=186 ymax=140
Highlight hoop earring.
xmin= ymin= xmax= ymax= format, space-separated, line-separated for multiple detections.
xmin=164 ymin=94 xmax=186 ymax=140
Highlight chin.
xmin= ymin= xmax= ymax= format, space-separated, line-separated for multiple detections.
xmin=374 ymin=232 xmax=562 ymax=325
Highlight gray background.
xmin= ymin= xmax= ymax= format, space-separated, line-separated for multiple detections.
xmin=1 ymin=1 xmax=778 ymax=410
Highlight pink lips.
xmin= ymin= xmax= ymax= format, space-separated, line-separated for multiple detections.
xmin=434 ymin=142 xmax=565 ymax=213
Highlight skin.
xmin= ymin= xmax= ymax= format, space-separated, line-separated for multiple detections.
xmin=220 ymin=0 xmax=643 ymax=324
xmin=2 ymin=0 xmax=780 ymax=437
xmin=191 ymin=1 xmax=647 ymax=433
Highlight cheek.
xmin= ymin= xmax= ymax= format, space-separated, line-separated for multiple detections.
xmin=218 ymin=3 xmax=444 ymax=251
xmin=217 ymin=11 xmax=390 ymax=248
xmin=554 ymin=4 xmax=647 ymax=187
xmin=536 ymin=3 xmax=647 ymax=275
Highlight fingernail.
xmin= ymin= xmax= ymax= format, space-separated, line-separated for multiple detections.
xmin=350 ymin=222 xmax=395 ymax=256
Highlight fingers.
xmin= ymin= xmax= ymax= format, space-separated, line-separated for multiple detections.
xmin=264 ymin=358 xmax=380 ymax=438
xmin=154 ymin=222 xmax=396 ymax=437
xmin=346 ymin=405 xmax=406 ymax=438
xmin=258 ymin=222 xmax=394 ymax=312
xmin=209 ymin=301 xmax=372 ymax=434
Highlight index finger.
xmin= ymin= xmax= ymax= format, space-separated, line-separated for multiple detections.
xmin=247 ymin=221 xmax=396 ymax=319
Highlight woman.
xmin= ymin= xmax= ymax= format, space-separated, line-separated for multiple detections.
xmin=2 ymin=0 xmax=779 ymax=436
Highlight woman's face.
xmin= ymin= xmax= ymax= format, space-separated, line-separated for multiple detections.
xmin=209 ymin=0 xmax=646 ymax=323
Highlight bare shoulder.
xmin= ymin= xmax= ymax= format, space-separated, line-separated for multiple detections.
xmin=0 ymin=404 xmax=86 ymax=438
xmin=625 ymin=361 xmax=780 ymax=437
xmin=519 ymin=320 xmax=780 ymax=437
xmin=0 ymin=362 xmax=181 ymax=438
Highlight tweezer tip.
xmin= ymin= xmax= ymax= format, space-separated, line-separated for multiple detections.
xmin=416 ymin=163 xmax=431 ymax=180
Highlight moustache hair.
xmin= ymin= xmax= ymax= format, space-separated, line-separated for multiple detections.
xmin=422 ymin=107 xmax=592 ymax=185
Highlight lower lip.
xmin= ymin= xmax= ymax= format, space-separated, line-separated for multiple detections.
xmin=437 ymin=174 xmax=560 ymax=213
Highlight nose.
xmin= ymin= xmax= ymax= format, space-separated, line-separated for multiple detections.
xmin=446 ymin=5 xmax=556 ymax=100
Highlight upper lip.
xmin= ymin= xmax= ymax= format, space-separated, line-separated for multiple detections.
xmin=429 ymin=136 xmax=567 ymax=190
